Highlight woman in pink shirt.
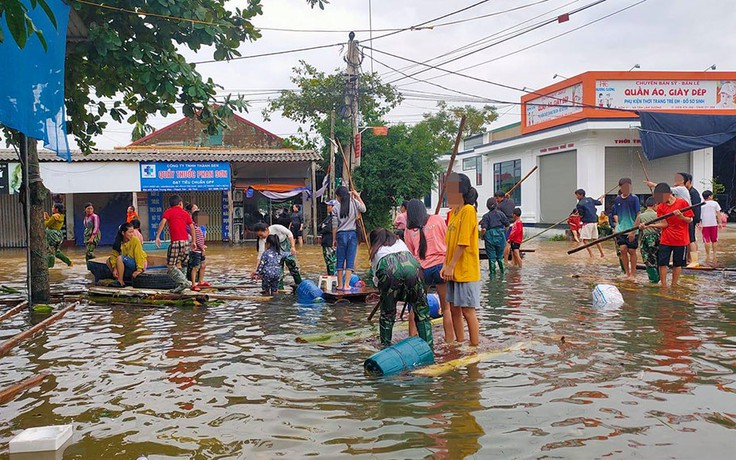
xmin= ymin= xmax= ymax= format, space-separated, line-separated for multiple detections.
xmin=405 ymin=199 xmax=455 ymax=342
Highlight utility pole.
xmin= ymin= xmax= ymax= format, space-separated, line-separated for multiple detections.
xmin=345 ymin=31 xmax=361 ymax=170
xmin=329 ymin=110 xmax=336 ymax=196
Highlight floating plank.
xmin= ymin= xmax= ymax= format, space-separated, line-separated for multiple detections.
xmin=87 ymin=286 xmax=270 ymax=303
xmin=412 ymin=341 xmax=534 ymax=377
xmin=321 ymin=286 xmax=379 ymax=303
xmin=0 ymin=301 xmax=28 ymax=322
xmin=0 ymin=373 xmax=49 ymax=405
xmin=0 ymin=303 xmax=79 ymax=357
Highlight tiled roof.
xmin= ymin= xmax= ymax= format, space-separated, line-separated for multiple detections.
xmin=0 ymin=148 xmax=321 ymax=163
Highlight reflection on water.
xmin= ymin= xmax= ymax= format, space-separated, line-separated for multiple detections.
xmin=0 ymin=239 xmax=735 ymax=459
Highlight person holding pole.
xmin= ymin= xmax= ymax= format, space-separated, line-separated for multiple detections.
xmin=611 ymin=178 xmax=640 ymax=279
xmin=440 ymin=173 xmax=481 ymax=346
xmin=332 ymin=185 xmax=367 ymax=291
xmin=640 ymin=183 xmax=694 ymax=288
xmin=575 ymin=189 xmax=605 ymax=258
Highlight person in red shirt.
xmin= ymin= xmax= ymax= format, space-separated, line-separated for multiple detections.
xmin=640 ymin=183 xmax=694 ymax=288
xmin=567 ymin=208 xmax=582 ymax=242
xmin=507 ymin=208 xmax=524 ymax=268
xmin=155 ymin=195 xmax=196 ymax=293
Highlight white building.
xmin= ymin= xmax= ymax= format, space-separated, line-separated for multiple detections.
xmin=432 ymin=71 xmax=736 ymax=225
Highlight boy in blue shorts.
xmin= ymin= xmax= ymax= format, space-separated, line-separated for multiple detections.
xmin=611 ymin=178 xmax=641 ymax=279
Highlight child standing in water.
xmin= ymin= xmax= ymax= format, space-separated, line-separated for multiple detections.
xmin=254 ymin=235 xmax=285 ymax=295
xmin=479 ymin=197 xmax=509 ymax=274
xmin=83 ymin=202 xmax=101 ymax=260
xmin=44 ymin=203 xmax=72 ymax=267
xmin=567 ymin=208 xmax=582 ymax=242
xmin=700 ymin=190 xmax=723 ymax=266
xmin=370 ymin=228 xmax=433 ymax=349
xmin=507 ymin=208 xmax=524 ymax=268
xmin=441 ymin=172 xmax=481 ymax=346
xmin=188 ymin=211 xmax=208 ymax=291
xmin=404 ymin=199 xmax=454 ymax=343
xmin=635 ymin=197 xmax=660 ymax=283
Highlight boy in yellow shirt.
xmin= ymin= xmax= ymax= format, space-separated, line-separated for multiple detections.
xmin=44 ymin=203 xmax=73 ymax=267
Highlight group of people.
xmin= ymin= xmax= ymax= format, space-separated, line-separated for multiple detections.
xmin=44 ymin=202 xmax=102 ymax=267
xmin=572 ymin=172 xmax=726 ymax=288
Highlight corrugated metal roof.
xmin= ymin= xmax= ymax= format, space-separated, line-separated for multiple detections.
xmin=0 ymin=148 xmax=321 ymax=163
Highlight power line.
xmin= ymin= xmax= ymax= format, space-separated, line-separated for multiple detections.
xmin=76 ymin=0 xmax=236 ymax=27
xmin=400 ymin=0 xmax=648 ymax=88
xmin=192 ymin=42 xmax=344 ymax=64
xmin=386 ymin=0 xmax=607 ymax=85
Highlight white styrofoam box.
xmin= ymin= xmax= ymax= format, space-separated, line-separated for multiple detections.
xmin=9 ymin=425 xmax=73 ymax=453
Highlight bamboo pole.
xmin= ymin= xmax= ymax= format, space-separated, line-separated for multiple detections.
xmin=505 ymin=165 xmax=538 ymax=198
xmin=335 ymin=138 xmax=371 ymax=250
xmin=413 ymin=341 xmax=533 ymax=377
xmin=0 ymin=301 xmax=28 ymax=322
xmin=636 ymin=149 xmax=654 ymax=192
xmin=568 ymin=202 xmax=705 ymax=255
xmin=434 ymin=116 xmax=467 ymax=215
xmin=0 ymin=373 xmax=49 ymax=405
xmin=0 ymin=302 xmax=78 ymax=357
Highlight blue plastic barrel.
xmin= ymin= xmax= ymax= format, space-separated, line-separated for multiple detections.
xmin=296 ymin=280 xmax=324 ymax=304
xmin=364 ymin=336 xmax=435 ymax=376
xmin=407 ymin=294 xmax=442 ymax=319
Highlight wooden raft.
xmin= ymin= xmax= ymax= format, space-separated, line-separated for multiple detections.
xmin=321 ymin=286 xmax=378 ymax=303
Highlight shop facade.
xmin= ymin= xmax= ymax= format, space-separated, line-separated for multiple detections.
xmin=432 ymin=71 xmax=736 ymax=224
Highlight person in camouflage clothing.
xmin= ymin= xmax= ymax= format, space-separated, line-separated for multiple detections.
xmin=370 ymin=229 xmax=433 ymax=349
xmin=636 ymin=197 xmax=661 ymax=283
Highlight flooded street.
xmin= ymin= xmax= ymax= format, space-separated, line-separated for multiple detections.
xmin=1 ymin=237 xmax=735 ymax=459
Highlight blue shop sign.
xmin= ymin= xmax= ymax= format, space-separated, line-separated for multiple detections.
xmin=140 ymin=162 xmax=231 ymax=191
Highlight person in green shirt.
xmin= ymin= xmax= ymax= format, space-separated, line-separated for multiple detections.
xmin=44 ymin=203 xmax=72 ymax=267
xmin=107 ymin=222 xmax=147 ymax=287
xmin=634 ymin=197 xmax=660 ymax=283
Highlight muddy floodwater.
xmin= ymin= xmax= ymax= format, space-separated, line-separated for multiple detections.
xmin=1 ymin=235 xmax=735 ymax=459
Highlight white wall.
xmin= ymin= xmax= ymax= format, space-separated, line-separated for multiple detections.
xmin=41 ymin=162 xmax=141 ymax=193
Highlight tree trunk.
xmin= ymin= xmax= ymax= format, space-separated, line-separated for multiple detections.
xmin=27 ymin=141 xmax=50 ymax=303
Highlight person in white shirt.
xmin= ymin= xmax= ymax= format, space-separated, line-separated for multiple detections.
xmin=252 ymin=222 xmax=302 ymax=286
xmin=700 ymin=190 xmax=723 ymax=266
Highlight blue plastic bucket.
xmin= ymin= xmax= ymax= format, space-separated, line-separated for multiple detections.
xmin=348 ymin=274 xmax=360 ymax=287
xmin=296 ymin=280 xmax=324 ymax=304
xmin=364 ymin=336 xmax=435 ymax=376
xmin=407 ymin=294 xmax=442 ymax=319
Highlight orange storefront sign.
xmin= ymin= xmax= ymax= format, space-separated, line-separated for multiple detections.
xmin=520 ymin=71 xmax=736 ymax=134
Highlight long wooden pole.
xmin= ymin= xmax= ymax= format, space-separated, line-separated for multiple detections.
xmin=434 ymin=116 xmax=467 ymax=215
xmin=0 ymin=301 xmax=28 ymax=322
xmin=335 ymin=138 xmax=370 ymax=250
xmin=636 ymin=149 xmax=654 ymax=192
xmin=0 ymin=302 xmax=78 ymax=357
xmin=505 ymin=165 xmax=538 ymax=198
xmin=524 ymin=184 xmax=619 ymax=244
xmin=0 ymin=372 xmax=49 ymax=405
xmin=568 ymin=202 xmax=704 ymax=255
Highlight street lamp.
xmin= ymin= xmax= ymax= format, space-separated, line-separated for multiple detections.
xmin=628 ymin=64 xmax=640 ymax=71
xmin=552 ymin=73 xmax=568 ymax=80
xmin=704 ymin=64 xmax=717 ymax=71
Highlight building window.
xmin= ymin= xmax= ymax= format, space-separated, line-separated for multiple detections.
xmin=494 ymin=159 xmax=521 ymax=204
xmin=461 ymin=156 xmax=483 ymax=186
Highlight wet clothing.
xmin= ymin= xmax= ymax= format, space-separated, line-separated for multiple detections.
xmin=640 ymin=233 xmax=661 ymax=283
xmin=318 ymin=214 xmax=336 ymax=275
xmin=373 ymin=249 xmax=433 ymax=349
xmin=612 ymin=194 xmax=641 ymax=231
xmin=162 ymin=206 xmax=193 ymax=242
xmin=45 ymin=214 xmax=72 ymax=267
xmin=483 ymin=228 xmax=506 ymax=269
xmin=256 ymin=248 xmax=285 ymax=294
xmin=404 ymin=215 xmax=448 ymax=270
xmin=83 ymin=213 xmax=101 ymax=260
xmin=445 ymin=205 xmax=480 ymax=283
xmin=657 ymin=198 xmax=693 ymax=247
xmin=289 ymin=211 xmax=303 ymax=239
xmin=576 ymin=197 xmax=602 ymax=224
xmin=497 ymin=198 xmax=516 ymax=220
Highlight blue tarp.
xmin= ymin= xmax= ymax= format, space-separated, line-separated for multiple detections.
xmin=0 ymin=0 xmax=71 ymax=160
xmin=638 ymin=111 xmax=736 ymax=160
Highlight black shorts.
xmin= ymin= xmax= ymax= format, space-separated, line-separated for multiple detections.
xmin=509 ymin=242 xmax=521 ymax=251
xmin=688 ymin=222 xmax=696 ymax=243
xmin=616 ymin=234 xmax=639 ymax=250
xmin=291 ymin=227 xmax=302 ymax=239
xmin=658 ymin=244 xmax=687 ymax=268
xmin=189 ymin=251 xmax=203 ymax=268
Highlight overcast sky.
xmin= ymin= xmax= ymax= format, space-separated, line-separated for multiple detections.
xmin=86 ymin=0 xmax=736 ymax=149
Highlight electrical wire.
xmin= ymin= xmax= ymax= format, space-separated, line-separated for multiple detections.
xmin=192 ymin=42 xmax=345 ymax=64
xmin=386 ymin=0 xmax=607 ymax=85
xmin=400 ymin=0 xmax=648 ymax=88
xmin=75 ymin=0 xmax=236 ymax=27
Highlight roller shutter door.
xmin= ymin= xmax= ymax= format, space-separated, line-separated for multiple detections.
xmin=605 ymin=147 xmax=691 ymax=195
xmin=539 ymin=150 xmax=577 ymax=224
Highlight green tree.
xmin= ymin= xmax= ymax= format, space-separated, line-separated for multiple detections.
xmin=2 ymin=0 xmax=326 ymax=302
xmin=417 ymin=101 xmax=498 ymax=153
xmin=0 ymin=0 xmax=55 ymax=49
